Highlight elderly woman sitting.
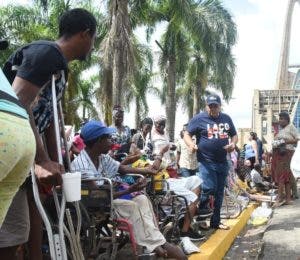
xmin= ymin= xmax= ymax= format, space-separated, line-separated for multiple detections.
xmin=71 ymin=120 xmax=187 ymax=259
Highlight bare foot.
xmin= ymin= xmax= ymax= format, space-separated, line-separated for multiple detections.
xmin=162 ymin=242 xmax=187 ymax=260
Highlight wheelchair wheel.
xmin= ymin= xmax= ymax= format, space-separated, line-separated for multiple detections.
xmin=96 ymin=252 xmax=110 ymax=260
xmin=220 ymin=195 xmax=242 ymax=219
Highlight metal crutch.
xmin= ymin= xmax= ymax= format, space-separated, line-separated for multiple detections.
xmin=52 ymin=73 xmax=84 ymax=260
xmin=54 ymin=73 xmax=85 ymax=260
xmin=51 ymin=74 xmax=68 ymax=260
xmin=58 ymin=98 xmax=84 ymax=260
xmin=31 ymin=74 xmax=68 ymax=260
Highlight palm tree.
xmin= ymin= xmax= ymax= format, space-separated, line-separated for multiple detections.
xmin=101 ymin=0 xmax=134 ymax=107
xmin=122 ymin=40 xmax=154 ymax=128
xmin=99 ymin=0 xmax=156 ymax=125
xmin=0 ymin=1 xmax=105 ymax=127
xmin=152 ymin=0 xmax=236 ymax=140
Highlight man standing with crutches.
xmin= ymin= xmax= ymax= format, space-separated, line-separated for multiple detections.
xmin=0 ymin=8 xmax=97 ymax=259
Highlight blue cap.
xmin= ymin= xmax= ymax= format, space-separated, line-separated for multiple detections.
xmin=80 ymin=120 xmax=116 ymax=142
xmin=206 ymin=94 xmax=221 ymax=105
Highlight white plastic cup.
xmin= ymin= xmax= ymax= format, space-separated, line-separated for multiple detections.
xmin=62 ymin=172 xmax=81 ymax=202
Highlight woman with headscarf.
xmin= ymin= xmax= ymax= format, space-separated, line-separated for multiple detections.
xmin=151 ymin=115 xmax=172 ymax=165
xmin=110 ymin=105 xmax=131 ymax=153
xmin=132 ymin=118 xmax=153 ymax=150
xmin=272 ymin=111 xmax=299 ymax=206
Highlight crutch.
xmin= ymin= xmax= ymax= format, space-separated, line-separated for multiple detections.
xmin=32 ymin=73 xmax=84 ymax=260
xmin=57 ymin=93 xmax=84 ymax=260
xmin=52 ymin=73 xmax=84 ymax=260
xmin=31 ymin=74 xmax=68 ymax=260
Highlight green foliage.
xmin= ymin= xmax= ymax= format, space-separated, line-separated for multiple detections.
xmin=0 ymin=0 xmax=105 ymax=126
xmin=1 ymin=0 xmax=237 ymax=130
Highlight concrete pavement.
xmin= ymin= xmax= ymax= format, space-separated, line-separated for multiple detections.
xmin=260 ymin=185 xmax=300 ymax=260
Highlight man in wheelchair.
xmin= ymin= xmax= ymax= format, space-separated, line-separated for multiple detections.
xmin=71 ymin=120 xmax=187 ymax=259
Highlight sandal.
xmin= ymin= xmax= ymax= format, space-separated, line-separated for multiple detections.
xmin=211 ymin=223 xmax=230 ymax=230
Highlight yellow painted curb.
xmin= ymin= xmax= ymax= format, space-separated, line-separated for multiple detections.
xmin=189 ymin=203 xmax=257 ymax=260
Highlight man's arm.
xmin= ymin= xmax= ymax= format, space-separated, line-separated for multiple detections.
xmin=44 ymin=120 xmax=59 ymax=162
xmin=251 ymin=140 xmax=259 ymax=164
xmin=118 ymin=164 xmax=157 ymax=176
xmin=183 ymin=132 xmax=198 ymax=152
xmin=224 ymin=135 xmax=238 ymax=153
xmin=12 ymin=77 xmax=63 ymax=185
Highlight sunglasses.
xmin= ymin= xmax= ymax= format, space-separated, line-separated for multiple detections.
xmin=208 ymin=104 xmax=219 ymax=108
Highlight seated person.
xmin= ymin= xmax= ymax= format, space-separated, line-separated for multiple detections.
xmin=71 ymin=120 xmax=187 ymax=260
xmin=250 ymin=164 xmax=270 ymax=192
xmin=236 ymin=168 xmax=253 ymax=195
xmin=132 ymin=154 xmax=203 ymax=240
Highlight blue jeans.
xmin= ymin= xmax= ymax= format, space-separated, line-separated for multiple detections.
xmin=198 ymin=161 xmax=229 ymax=227
xmin=179 ymin=167 xmax=198 ymax=177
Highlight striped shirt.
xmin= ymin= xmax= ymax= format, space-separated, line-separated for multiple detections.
xmin=71 ymin=150 xmax=121 ymax=184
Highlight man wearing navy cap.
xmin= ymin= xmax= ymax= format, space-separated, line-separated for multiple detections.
xmin=184 ymin=94 xmax=238 ymax=230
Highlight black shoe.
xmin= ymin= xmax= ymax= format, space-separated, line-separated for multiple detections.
xmin=180 ymin=229 xmax=206 ymax=241
xmin=197 ymin=207 xmax=213 ymax=217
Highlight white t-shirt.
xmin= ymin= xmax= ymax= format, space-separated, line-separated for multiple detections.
xmin=176 ymin=138 xmax=198 ymax=170
xmin=151 ymin=129 xmax=171 ymax=164
xmin=71 ymin=150 xmax=120 ymax=184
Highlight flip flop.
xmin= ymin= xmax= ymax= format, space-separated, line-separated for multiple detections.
xmin=211 ymin=223 xmax=230 ymax=230
xmin=217 ymin=223 xmax=230 ymax=230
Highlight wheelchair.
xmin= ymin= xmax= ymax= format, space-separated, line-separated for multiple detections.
xmin=41 ymin=175 xmax=153 ymax=260
xmin=79 ymin=176 xmax=153 ymax=259
xmin=146 ymin=176 xmax=192 ymax=244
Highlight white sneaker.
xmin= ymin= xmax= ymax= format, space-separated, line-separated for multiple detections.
xmin=180 ymin=237 xmax=200 ymax=254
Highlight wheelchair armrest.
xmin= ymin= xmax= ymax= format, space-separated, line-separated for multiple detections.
xmin=152 ymin=179 xmax=170 ymax=190
xmin=124 ymin=173 xmax=145 ymax=179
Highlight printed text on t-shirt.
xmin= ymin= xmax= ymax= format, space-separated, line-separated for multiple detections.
xmin=207 ymin=123 xmax=230 ymax=139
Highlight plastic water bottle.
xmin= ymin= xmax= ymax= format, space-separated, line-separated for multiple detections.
xmin=290 ymin=140 xmax=300 ymax=179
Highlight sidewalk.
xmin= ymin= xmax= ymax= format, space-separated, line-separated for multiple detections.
xmin=260 ymin=188 xmax=300 ymax=259
xmin=189 ymin=204 xmax=256 ymax=260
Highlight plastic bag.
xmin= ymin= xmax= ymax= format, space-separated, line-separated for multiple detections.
xmin=180 ymin=237 xmax=200 ymax=254
xmin=249 ymin=205 xmax=272 ymax=226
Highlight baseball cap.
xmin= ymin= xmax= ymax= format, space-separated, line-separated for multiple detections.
xmin=206 ymin=94 xmax=221 ymax=105
xmin=80 ymin=120 xmax=116 ymax=142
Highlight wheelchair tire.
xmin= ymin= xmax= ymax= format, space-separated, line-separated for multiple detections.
xmin=138 ymin=253 xmax=157 ymax=260
xmin=96 ymin=252 xmax=110 ymax=260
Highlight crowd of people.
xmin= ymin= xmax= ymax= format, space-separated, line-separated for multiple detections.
xmin=0 ymin=7 xmax=299 ymax=260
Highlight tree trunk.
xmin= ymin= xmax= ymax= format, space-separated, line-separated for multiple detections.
xmin=82 ymin=106 xmax=86 ymax=120
xmin=62 ymin=72 xmax=79 ymax=126
xmin=135 ymin=97 xmax=141 ymax=129
xmin=166 ymin=56 xmax=176 ymax=142
xmin=193 ymin=81 xmax=201 ymax=115
xmin=111 ymin=0 xmax=131 ymax=108
xmin=188 ymin=103 xmax=193 ymax=120
xmin=101 ymin=67 xmax=113 ymax=125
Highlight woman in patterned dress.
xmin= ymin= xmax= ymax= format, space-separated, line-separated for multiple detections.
xmin=272 ymin=112 xmax=299 ymax=206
